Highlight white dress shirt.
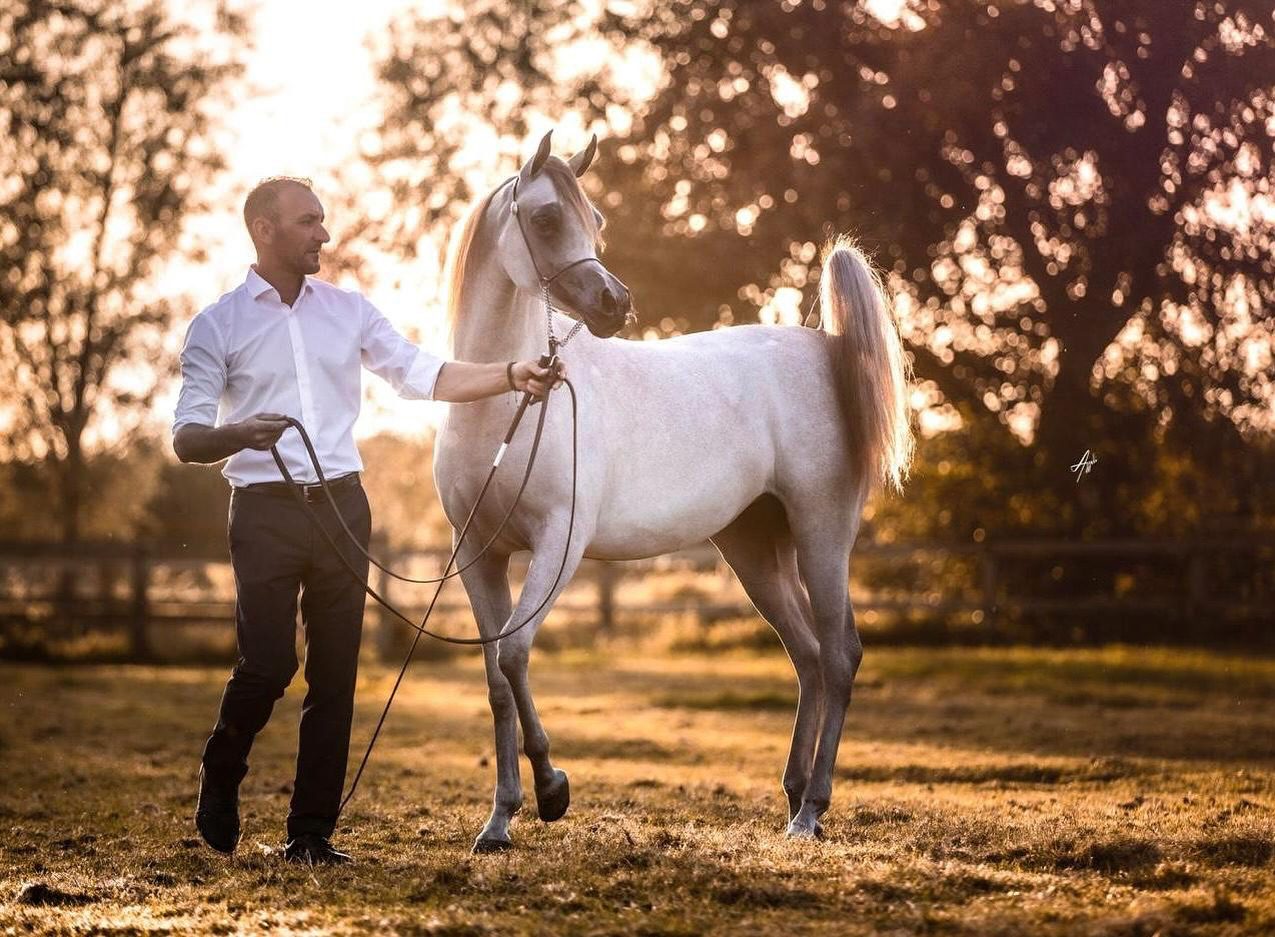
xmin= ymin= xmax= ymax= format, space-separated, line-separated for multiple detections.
xmin=173 ymin=267 xmax=444 ymax=487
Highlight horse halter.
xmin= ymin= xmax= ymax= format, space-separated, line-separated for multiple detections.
xmin=504 ymin=174 xmax=627 ymax=352
xmin=507 ymin=174 xmax=602 ymax=288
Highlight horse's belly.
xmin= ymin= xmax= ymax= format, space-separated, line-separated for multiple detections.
xmin=586 ymin=453 xmax=769 ymax=560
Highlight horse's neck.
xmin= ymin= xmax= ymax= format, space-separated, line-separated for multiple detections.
xmin=451 ymin=255 xmax=545 ymax=363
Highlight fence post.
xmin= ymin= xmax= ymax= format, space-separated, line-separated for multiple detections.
xmin=96 ymin=559 xmax=112 ymax=626
xmin=596 ymin=562 xmax=618 ymax=633
xmin=1186 ymin=548 xmax=1207 ymax=623
xmin=372 ymin=534 xmax=402 ymax=661
xmin=980 ymin=545 xmax=998 ymax=632
xmin=129 ymin=543 xmax=152 ymax=661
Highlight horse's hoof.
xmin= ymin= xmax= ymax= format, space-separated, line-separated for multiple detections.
xmin=785 ymin=820 xmax=824 ymax=840
xmin=472 ymin=835 xmax=513 ymax=855
xmin=536 ymin=769 xmax=570 ymax=822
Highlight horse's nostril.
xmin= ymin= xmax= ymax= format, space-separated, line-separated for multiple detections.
xmin=601 ymin=288 xmax=617 ymax=315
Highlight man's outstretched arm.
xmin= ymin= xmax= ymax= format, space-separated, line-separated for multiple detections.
xmin=359 ymin=297 xmax=563 ymax=403
xmin=432 ymin=359 xmax=564 ymax=403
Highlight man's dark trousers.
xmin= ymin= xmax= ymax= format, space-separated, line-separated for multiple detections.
xmin=202 ymin=477 xmax=371 ymax=839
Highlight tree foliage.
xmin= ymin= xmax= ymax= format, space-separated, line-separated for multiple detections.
xmin=0 ymin=0 xmax=248 ymax=541
xmin=364 ymin=0 xmax=1275 ymax=534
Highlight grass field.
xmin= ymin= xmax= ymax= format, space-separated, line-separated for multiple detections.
xmin=2 ymin=645 xmax=1273 ymax=935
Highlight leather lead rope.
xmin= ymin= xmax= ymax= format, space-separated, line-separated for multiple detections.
xmin=267 ymin=369 xmax=579 ymax=818
xmin=278 ymin=168 xmax=605 ymax=818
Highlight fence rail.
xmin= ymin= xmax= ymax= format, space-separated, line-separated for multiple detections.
xmin=1 ymin=536 xmax=1271 ymax=659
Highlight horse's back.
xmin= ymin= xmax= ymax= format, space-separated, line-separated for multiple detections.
xmin=580 ymin=325 xmax=852 ymax=559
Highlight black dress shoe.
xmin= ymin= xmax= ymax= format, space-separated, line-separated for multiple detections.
xmin=195 ymin=765 xmax=240 ymax=854
xmin=283 ymin=834 xmax=351 ymax=865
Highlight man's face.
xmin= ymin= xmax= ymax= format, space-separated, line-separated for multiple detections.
xmin=257 ymin=185 xmax=330 ymax=275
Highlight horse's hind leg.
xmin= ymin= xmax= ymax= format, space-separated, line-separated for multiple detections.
xmin=711 ymin=495 xmax=822 ymax=827
xmin=457 ymin=550 xmax=522 ymax=853
xmin=787 ymin=508 xmax=861 ymax=839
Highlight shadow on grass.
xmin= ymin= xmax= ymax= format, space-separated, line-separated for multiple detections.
xmin=836 ymin=758 xmax=1141 ymax=786
xmin=650 ymin=689 xmax=795 ymax=711
xmin=869 ymin=647 xmax=1275 ymax=701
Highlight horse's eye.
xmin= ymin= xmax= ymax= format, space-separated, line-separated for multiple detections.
xmin=533 ymin=214 xmax=558 ymax=235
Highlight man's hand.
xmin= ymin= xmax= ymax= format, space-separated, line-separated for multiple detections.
xmin=511 ymin=359 xmax=567 ymax=398
xmin=236 ymin=412 xmax=291 ymax=451
xmin=174 ymin=413 xmax=291 ymax=465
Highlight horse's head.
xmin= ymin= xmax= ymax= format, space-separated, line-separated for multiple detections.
xmin=494 ymin=131 xmax=631 ymax=339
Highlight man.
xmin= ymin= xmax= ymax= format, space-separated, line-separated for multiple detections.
xmin=172 ymin=176 xmax=561 ymax=865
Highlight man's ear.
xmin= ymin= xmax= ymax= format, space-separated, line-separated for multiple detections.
xmin=250 ymin=216 xmax=274 ymax=245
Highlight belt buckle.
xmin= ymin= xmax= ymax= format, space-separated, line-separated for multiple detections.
xmin=303 ymin=481 xmax=325 ymax=503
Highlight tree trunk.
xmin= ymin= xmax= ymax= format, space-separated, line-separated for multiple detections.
xmin=55 ymin=443 xmax=84 ymax=638
xmin=60 ymin=440 xmax=83 ymax=545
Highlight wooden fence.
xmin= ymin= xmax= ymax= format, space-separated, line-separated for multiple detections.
xmin=0 ymin=536 xmax=1270 ymax=660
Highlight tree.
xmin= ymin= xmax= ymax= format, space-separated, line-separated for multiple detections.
xmin=0 ymin=0 xmax=248 ymax=543
xmin=354 ymin=1 xmax=603 ymax=259
xmin=363 ymin=0 xmax=1274 ymax=534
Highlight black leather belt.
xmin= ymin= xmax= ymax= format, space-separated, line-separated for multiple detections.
xmin=239 ymin=471 xmax=361 ymax=503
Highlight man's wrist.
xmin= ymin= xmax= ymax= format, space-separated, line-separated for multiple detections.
xmin=507 ymin=361 xmax=517 ymax=392
xmin=174 ymin=422 xmax=243 ymax=464
xmin=221 ymin=422 xmax=245 ymax=450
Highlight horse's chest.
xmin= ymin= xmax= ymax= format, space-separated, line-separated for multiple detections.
xmin=434 ymin=427 xmax=500 ymax=521
xmin=435 ymin=417 xmax=563 ymax=535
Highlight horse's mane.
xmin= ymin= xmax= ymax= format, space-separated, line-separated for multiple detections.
xmin=443 ymin=157 xmax=604 ymax=348
xmin=443 ymin=187 xmax=499 ymax=347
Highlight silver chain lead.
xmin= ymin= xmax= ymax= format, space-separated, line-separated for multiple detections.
xmin=543 ymin=281 xmax=585 ymax=350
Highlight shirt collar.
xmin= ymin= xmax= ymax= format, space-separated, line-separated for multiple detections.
xmin=245 ymin=266 xmax=314 ymax=302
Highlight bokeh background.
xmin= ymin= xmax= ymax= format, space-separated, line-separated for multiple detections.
xmin=3 ymin=4 xmax=1275 ymax=935
xmin=4 ymin=0 xmax=1269 ymax=657
xmin=1 ymin=0 xmax=1272 ymax=655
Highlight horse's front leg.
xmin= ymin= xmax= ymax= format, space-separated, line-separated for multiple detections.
xmin=496 ymin=523 xmax=587 ymax=830
xmin=456 ymin=549 xmax=522 ymax=853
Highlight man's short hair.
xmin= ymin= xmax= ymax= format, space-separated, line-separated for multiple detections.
xmin=243 ymin=176 xmax=314 ymax=231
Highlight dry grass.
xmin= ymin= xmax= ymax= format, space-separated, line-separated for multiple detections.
xmin=1 ymin=645 xmax=1273 ymax=935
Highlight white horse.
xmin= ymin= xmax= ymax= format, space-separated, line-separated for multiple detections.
xmin=433 ymin=132 xmax=913 ymax=852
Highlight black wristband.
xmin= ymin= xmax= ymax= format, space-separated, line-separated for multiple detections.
xmin=506 ymin=361 xmax=517 ymax=392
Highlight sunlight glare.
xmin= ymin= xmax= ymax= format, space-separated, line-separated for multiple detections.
xmin=865 ymin=0 xmax=907 ymax=24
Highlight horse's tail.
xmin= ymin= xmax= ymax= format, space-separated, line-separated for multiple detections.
xmin=819 ymin=235 xmax=914 ymax=495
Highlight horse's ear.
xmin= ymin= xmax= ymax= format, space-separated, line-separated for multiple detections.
xmin=567 ymin=134 xmax=598 ymax=178
xmin=519 ymin=130 xmax=554 ymax=186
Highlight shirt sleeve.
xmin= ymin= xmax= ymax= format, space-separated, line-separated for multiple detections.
xmin=172 ymin=313 xmax=227 ymax=434
xmin=359 ymin=296 xmax=445 ymax=400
